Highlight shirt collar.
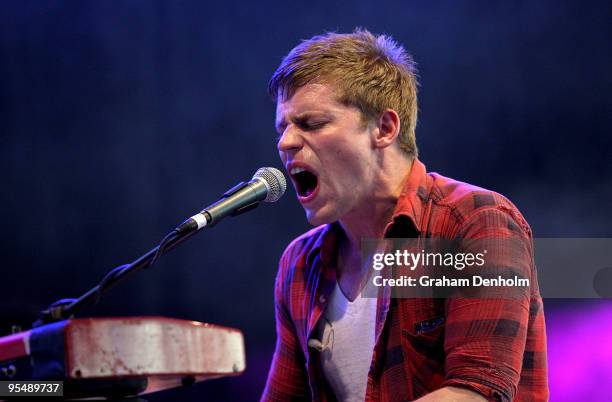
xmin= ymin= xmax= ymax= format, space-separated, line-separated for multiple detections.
xmin=384 ymin=158 xmax=430 ymax=237
xmin=306 ymin=222 xmax=343 ymax=269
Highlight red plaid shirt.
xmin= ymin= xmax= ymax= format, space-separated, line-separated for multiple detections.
xmin=262 ymin=159 xmax=548 ymax=401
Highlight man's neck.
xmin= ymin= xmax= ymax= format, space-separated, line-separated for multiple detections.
xmin=338 ymin=157 xmax=413 ymax=273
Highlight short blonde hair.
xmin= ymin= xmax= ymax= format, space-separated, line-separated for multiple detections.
xmin=269 ymin=29 xmax=419 ymax=158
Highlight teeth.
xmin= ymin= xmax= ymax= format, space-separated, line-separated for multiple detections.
xmin=290 ymin=167 xmax=306 ymax=175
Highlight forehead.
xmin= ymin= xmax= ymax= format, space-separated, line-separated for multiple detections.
xmin=275 ymin=83 xmax=342 ymax=118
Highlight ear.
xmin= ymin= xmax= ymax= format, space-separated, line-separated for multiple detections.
xmin=372 ymin=109 xmax=401 ymax=150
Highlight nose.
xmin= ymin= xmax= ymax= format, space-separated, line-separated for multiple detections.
xmin=277 ymin=126 xmax=303 ymax=154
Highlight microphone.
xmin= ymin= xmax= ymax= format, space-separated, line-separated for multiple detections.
xmin=308 ymin=338 xmax=329 ymax=352
xmin=176 ymin=167 xmax=287 ymax=233
xmin=308 ymin=318 xmax=334 ymax=352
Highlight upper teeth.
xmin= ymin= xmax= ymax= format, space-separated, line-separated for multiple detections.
xmin=290 ymin=167 xmax=306 ymax=175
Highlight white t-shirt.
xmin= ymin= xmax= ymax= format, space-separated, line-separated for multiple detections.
xmin=315 ymin=282 xmax=378 ymax=401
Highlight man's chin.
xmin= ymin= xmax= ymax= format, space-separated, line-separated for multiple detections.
xmin=305 ymin=208 xmax=336 ymax=227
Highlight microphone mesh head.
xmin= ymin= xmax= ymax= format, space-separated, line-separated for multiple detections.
xmin=253 ymin=167 xmax=287 ymax=202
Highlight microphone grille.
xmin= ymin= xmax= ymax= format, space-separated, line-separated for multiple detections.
xmin=253 ymin=167 xmax=287 ymax=202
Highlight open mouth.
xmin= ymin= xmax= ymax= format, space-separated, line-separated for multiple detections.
xmin=290 ymin=166 xmax=319 ymax=200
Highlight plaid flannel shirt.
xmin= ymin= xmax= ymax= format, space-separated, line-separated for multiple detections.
xmin=262 ymin=159 xmax=548 ymax=401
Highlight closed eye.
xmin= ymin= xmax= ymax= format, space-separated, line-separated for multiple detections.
xmin=298 ymin=120 xmax=327 ymax=131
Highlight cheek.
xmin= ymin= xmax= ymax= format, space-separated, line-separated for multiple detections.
xmin=326 ymin=154 xmax=368 ymax=191
xmin=316 ymin=131 xmax=371 ymax=183
xmin=335 ymin=144 xmax=370 ymax=171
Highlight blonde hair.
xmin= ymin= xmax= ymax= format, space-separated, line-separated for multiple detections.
xmin=269 ymin=29 xmax=419 ymax=157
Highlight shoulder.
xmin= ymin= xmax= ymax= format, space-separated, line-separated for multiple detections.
xmin=428 ymin=172 xmax=532 ymax=237
xmin=279 ymin=224 xmax=329 ymax=265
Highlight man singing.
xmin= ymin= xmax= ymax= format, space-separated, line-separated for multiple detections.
xmin=262 ymin=29 xmax=548 ymax=401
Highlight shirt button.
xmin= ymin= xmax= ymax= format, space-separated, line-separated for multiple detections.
xmin=319 ymin=295 xmax=327 ymax=304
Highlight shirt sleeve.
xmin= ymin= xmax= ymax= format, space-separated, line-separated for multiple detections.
xmin=261 ymin=249 xmax=310 ymax=401
xmin=441 ymin=205 xmax=535 ymax=402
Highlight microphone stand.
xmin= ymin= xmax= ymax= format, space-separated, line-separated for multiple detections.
xmin=38 ymin=229 xmax=194 ymax=324
xmin=37 ymin=181 xmax=260 ymax=326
